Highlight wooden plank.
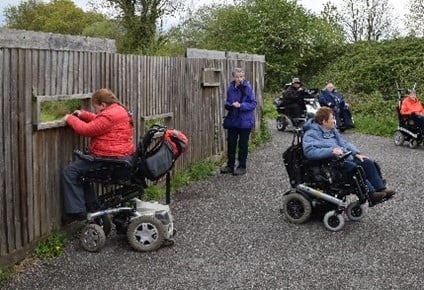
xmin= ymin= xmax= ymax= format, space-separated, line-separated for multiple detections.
xmin=0 ymin=28 xmax=116 ymax=52
xmin=17 ymin=48 xmax=29 ymax=247
xmin=10 ymin=48 xmax=20 ymax=251
xmin=0 ymin=48 xmax=6 ymax=256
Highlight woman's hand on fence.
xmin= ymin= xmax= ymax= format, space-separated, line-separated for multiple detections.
xmin=72 ymin=110 xmax=81 ymax=117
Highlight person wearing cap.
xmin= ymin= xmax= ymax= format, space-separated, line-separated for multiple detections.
xmin=282 ymin=77 xmax=306 ymax=119
xmin=400 ymin=89 xmax=424 ymax=131
xmin=319 ymin=82 xmax=354 ymax=130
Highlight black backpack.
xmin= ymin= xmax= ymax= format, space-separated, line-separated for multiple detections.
xmin=136 ymin=125 xmax=188 ymax=181
xmin=282 ymin=129 xmax=305 ymax=188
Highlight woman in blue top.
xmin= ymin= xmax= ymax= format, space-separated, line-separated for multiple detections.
xmin=302 ymin=107 xmax=395 ymax=202
xmin=220 ymin=68 xmax=257 ymax=176
xmin=319 ymin=83 xmax=354 ymax=130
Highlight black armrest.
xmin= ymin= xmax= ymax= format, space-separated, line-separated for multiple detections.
xmin=73 ymin=149 xmax=94 ymax=162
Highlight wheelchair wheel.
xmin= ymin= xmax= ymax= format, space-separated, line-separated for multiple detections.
xmin=281 ymin=192 xmax=312 ymax=224
xmin=80 ymin=224 xmax=106 ymax=252
xmin=127 ymin=215 xmax=165 ymax=252
xmin=323 ymin=210 xmax=345 ymax=232
xmin=94 ymin=215 xmax=112 ymax=237
xmin=409 ymin=139 xmax=418 ymax=149
xmin=393 ymin=131 xmax=404 ymax=146
xmin=346 ymin=201 xmax=367 ymax=221
xmin=276 ymin=116 xmax=287 ymax=131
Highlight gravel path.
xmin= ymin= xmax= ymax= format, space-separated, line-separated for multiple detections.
xmin=2 ymin=120 xmax=424 ymax=290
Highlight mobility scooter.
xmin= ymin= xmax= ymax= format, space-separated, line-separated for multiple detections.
xmin=274 ymin=87 xmax=320 ymax=132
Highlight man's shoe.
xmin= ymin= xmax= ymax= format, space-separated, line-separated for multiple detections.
xmin=233 ymin=167 xmax=246 ymax=176
xmin=370 ymin=191 xmax=386 ymax=202
xmin=383 ymin=189 xmax=396 ymax=197
xmin=220 ymin=166 xmax=234 ymax=174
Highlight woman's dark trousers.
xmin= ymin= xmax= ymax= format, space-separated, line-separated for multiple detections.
xmin=227 ymin=128 xmax=252 ymax=169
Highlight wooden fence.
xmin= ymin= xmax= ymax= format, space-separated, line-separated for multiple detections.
xmin=0 ymin=30 xmax=265 ymax=266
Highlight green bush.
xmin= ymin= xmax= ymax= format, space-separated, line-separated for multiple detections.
xmin=347 ymin=92 xmax=398 ymax=137
xmin=41 ymin=99 xmax=81 ymax=122
xmin=0 ymin=267 xmax=13 ymax=284
xmin=33 ymin=232 xmax=68 ymax=259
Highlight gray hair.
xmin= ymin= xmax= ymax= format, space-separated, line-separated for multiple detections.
xmin=232 ymin=68 xmax=245 ymax=77
xmin=325 ymin=83 xmax=335 ymax=91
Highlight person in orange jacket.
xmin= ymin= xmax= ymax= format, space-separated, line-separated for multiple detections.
xmin=400 ymin=90 xmax=424 ymax=131
xmin=61 ymin=88 xmax=135 ymax=224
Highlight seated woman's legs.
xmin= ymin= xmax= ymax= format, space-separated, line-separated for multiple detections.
xmin=341 ymin=159 xmax=386 ymax=201
xmin=61 ymin=159 xmax=99 ymax=215
xmin=412 ymin=115 xmax=424 ymax=132
xmin=354 ymin=158 xmax=385 ymax=191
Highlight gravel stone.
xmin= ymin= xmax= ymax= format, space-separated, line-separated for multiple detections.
xmin=2 ymin=120 xmax=423 ymax=290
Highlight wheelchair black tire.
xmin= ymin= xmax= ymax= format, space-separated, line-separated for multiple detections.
xmin=276 ymin=116 xmax=287 ymax=131
xmin=409 ymin=139 xmax=418 ymax=148
xmin=346 ymin=201 xmax=366 ymax=221
xmin=323 ymin=210 xmax=345 ymax=232
xmin=127 ymin=215 xmax=166 ymax=252
xmin=80 ymin=223 xmax=106 ymax=252
xmin=393 ymin=131 xmax=404 ymax=146
xmin=282 ymin=192 xmax=312 ymax=224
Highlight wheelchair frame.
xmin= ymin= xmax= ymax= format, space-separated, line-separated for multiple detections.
xmin=281 ymin=129 xmax=389 ymax=231
xmin=393 ymin=81 xmax=424 ymax=148
xmin=73 ymin=125 xmax=177 ymax=252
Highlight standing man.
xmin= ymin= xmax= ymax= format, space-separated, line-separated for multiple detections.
xmin=220 ymin=68 xmax=257 ymax=176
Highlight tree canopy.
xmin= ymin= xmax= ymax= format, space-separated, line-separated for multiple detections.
xmin=4 ymin=0 xmax=107 ymax=35
xmin=168 ymin=0 xmax=345 ymax=91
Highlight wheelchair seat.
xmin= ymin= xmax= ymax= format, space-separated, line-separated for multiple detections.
xmin=74 ymin=150 xmax=136 ymax=184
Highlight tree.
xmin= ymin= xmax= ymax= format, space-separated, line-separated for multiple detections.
xmin=104 ymin=0 xmax=184 ymax=53
xmin=168 ymin=0 xmax=346 ymax=91
xmin=4 ymin=0 xmax=107 ymax=35
xmin=406 ymin=0 xmax=424 ymax=37
xmin=339 ymin=0 xmax=396 ymax=42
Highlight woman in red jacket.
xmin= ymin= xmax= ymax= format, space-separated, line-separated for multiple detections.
xmin=400 ymin=90 xmax=424 ymax=131
xmin=61 ymin=88 xmax=135 ymax=224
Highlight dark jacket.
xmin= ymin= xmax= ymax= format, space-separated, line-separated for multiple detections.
xmin=319 ymin=89 xmax=346 ymax=109
xmin=224 ymin=80 xmax=257 ymax=129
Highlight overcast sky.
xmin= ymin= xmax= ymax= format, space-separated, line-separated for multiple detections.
xmin=0 ymin=0 xmax=409 ymax=28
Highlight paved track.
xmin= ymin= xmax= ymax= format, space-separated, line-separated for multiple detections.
xmin=2 ymin=121 xmax=423 ymax=290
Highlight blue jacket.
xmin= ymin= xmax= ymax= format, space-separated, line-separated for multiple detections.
xmin=302 ymin=119 xmax=359 ymax=160
xmin=319 ymin=89 xmax=346 ymax=108
xmin=224 ymin=80 xmax=257 ymax=129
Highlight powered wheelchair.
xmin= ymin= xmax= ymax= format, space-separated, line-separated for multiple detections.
xmin=393 ymin=82 xmax=424 ymax=148
xmin=274 ymin=87 xmax=320 ymax=132
xmin=72 ymin=124 xmax=187 ymax=252
xmin=280 ymin=129 xmax=391 ymax=231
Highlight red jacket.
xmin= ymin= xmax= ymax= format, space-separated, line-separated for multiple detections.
xmin=400 ymin=96 xmax=424 ymax=116
xmin=66 ymin=103 xmax=135 ymax=157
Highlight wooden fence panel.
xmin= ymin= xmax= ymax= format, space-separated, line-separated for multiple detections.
xmin=0 ymin=47 xmax=264 ymax=267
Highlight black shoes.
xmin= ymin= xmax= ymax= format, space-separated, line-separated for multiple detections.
xmin=220 ymin=165 xmax=247 ymax=175
xmin=370 ymin=191 xmax=386 ymax=202
xmin=233 ymin=167 xmax=246 ymax=176
xmin=220 ymin=166 xmax=234 ymax=174
xmin=61 ymin=212 xmax=87 ymax=225
xmin=383 ymin=189 xmax=396 ymax=198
